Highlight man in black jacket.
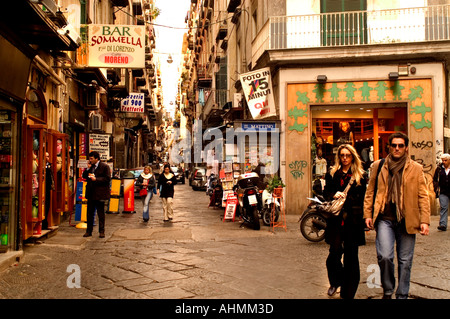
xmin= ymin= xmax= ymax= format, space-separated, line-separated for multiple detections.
xmin=82 ymin=151 xmax=111 ymax=238
xmin=433 ymin=153 xmax=450 ymax=231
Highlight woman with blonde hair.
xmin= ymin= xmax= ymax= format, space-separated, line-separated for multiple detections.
xmin=323 ymin=144 xmax=367 ymax=299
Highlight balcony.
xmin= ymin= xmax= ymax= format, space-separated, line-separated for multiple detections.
xmin=252 ymin=5 xmax=450 ymax=66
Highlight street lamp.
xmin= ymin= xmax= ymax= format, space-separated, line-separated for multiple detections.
xmin=167 ymin=54 xmax=173 ymax=64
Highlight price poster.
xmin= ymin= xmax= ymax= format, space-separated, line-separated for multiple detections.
xmin=89 ymin=133 xmax=110 ymax=161
xmin=223 ymin=193 xmax=238 ymax=221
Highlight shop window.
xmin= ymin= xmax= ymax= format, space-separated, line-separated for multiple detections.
xmin=311 ymin=105 xmax=407 ymax=183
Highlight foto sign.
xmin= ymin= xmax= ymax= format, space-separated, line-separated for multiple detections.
xmin=239 ymin=67 xmax=276 ymax=119
xmin=121 ymin=93 xmax=144 ymax=113
xmin=88 ymin=24 xmax=145 ymax=68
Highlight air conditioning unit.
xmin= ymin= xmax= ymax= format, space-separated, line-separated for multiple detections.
xmin=86 ymin=90 xmax=99 ymax=109
xmin=91 ymin=114 xmax=103 ymax=131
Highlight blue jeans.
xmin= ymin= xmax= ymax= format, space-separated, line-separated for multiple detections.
xmin=438 ymin=194 xmax=449 ymax=228
xmin=142 ymin=191 xmax=153 ymax=221
xmin=375 ymin=219 xmax=416 ymax=299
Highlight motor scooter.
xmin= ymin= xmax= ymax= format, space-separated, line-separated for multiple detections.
xmin=235 ymin=172 xmax=262 ymax=230
xmin=261 ymin=189 xmax=280 ymax=226
xmin=207 ymin=174 xmax=223 ymax=208
xmin=299 ymin=195 xmax=328 ymax=242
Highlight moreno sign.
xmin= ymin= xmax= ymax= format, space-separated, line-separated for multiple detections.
xmin=88 ymin=24 xmax=145 ymax=68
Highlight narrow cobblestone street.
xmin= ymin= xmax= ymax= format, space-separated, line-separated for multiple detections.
xmin=0 ymin=183 xmax=448 ymax=301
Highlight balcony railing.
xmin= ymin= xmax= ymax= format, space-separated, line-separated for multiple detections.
xmin=252 ymin=5 xmax=450 ymax=65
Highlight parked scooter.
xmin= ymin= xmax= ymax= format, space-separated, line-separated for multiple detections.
xmin=234 ymin=172 xmax=262 ymax=230
xmin=261 ymin=189 xmax=280 ymax=226
xmin=299 ymin=195 xmax=328 ymax=242
xmin=207 ymin=174 xmax=223 ymax=208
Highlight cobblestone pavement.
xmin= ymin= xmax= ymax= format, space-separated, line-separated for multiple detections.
xmin=0 ymin=183 xmax=448 ymax=301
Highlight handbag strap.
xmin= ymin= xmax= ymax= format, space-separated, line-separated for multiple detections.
xmin=342 ymin=177 xmax=355 ymax=195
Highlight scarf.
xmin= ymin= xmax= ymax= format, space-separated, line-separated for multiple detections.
xmin=141 ymin=172 xmax=153 ymax=179
xmin=386 ymin=153 xmax=407 ymax=221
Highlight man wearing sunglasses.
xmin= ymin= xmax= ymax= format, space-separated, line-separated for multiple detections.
xmin=364 ymin=132 xmax=430 ymax=299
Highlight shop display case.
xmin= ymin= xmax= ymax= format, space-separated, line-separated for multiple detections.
xmin=0 ymin=110 xmax=16 ymax=252
xmin=22 ymin=124 xmax=46 ymax=239
xmin=47 ymin=130 xmax=69 ymax=227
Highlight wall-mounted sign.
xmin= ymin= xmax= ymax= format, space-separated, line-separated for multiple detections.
xmin=88 ymin=24 xmax=145 ymax=68
xmin=89 ymin=133 xmax=110 ymax=161
xmin=121 ymin=93 xmax=144 ymax=113
xmin=239 ymin=67 xmax=277 ymax=119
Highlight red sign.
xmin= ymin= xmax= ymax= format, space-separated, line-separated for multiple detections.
xmin=223 ymin=193 xmax=238 ymax=221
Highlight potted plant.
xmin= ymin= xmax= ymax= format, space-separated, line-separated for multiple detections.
xmin=266 ymin=175 xmax=285 ymax=195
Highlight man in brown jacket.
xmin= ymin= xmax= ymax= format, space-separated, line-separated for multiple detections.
xmin=364 ymin=132 xmax=430 ymax=299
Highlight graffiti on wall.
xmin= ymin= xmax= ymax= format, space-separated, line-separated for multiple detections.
xmin=288 ymin=81 xmax=432 ymax=133
xmin=289 ymin=160 xmax=308 ymax=180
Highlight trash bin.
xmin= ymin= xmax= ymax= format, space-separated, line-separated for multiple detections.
xmin=122 ymin=174 xmax=136 ymax=214
xmin=74 ymin=179 xmax=88 ymax=229
xmin=106 ymin=177 xmax=121 ymax=214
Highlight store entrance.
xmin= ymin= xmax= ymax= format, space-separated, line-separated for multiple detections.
xmin=311 ymin=103 xmax=407 ymax=182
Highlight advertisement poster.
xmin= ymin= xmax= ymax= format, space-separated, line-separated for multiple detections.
xmin=239 ymin=67 xmax=276 ymax=119
xmin=223 ymin=193 xmax=238 ymax=221
xmin=121 ymin=93 xmax=145 ymax=113
xmin=89 ymin=133 xmax=110 ymax=161
xmin=88 ymin=24 xmax=145 ymax=68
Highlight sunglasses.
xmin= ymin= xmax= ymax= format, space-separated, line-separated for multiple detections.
xmin=339 ymin=153 xmax=353 ymax=158
xmin=390 ymin=143 xmax=405 ymax=149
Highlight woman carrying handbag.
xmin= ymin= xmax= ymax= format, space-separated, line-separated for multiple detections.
xmin=323 ymin=144 xmax=367 ymax=299
xmin=137 ymin=166 xmax=156 ymax=223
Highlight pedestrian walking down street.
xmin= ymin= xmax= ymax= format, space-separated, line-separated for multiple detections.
xmin=82 ymin=151 xmax=111 ymax=238
xmin=157 ymin=163 xmax=177 ymax=222
xmin=323 ymin=144 xmax=367 ymax=299
xmin=137 ymin=166 xmax=156 ymax=223
xmin=364 ymin=132 xmax=430 ymax=299
xmin=433 ymin=153 xmax=450 ymax=231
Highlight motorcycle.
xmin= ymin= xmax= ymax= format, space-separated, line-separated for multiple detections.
xmin=299 ymin=195 xmax=328 ymax=242
xmin=260 ymin=189 xmax=280 ymax=226
xmin=235 ymin=172 xmax=262 ymax=230
xmin=207 ymin=174 xmax=223 ymax=208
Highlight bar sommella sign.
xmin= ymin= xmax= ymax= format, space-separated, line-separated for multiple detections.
xmin=88 ymin=24 xmax=145 ymax=68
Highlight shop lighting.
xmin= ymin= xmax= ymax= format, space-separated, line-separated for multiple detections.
xmin=388 ymin=72 xmax=399 ymax=80
xmin=317 ymin=75 xmax=327 ymax=83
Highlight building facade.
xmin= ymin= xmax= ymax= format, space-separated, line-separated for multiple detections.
xmin=0 ymin=0 xmax=166 ymax=255
xmin=181 ymin=0 xmax=449 ymax=215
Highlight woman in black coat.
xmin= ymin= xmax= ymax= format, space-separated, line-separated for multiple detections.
xmin=323 ymin=144 xmax=367 ymax=299
xmin=157 ymin=163 xmax=177 ymax=222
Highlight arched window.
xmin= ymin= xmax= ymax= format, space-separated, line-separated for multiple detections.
xmin=26 ymin=89 xmax=47 ymax=122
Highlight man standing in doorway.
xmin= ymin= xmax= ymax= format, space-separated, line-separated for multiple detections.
xmin=82 ymin=151 xmax=111 ymax=238
xmin=364 ymin=132 xmax=430 ymax=299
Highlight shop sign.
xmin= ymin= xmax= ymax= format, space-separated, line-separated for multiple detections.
xmin=223 ymin=193 xmax=238 ymax=221
xmin=121 ymin=93 xmax=144 ymax=113
xmin=89 ymin=133 xmax=110 ymax=161
xmin=242 ymin=122 xmax=276 ymax=131
xmin=88 ymin=24 xmax=145 ymax=68
xmin=239 ymin=67 xmax=276 ymax=119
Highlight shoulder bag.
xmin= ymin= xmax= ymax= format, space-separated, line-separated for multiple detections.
xmin=319 ymin=177 xmax=355 ymax=216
